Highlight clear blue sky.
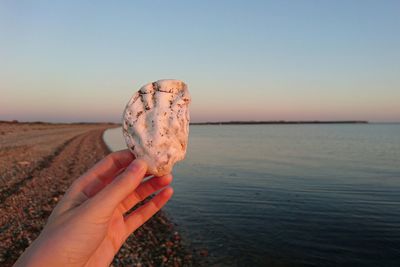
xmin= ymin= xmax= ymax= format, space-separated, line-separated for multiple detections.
xmin=1 ymin=0 xmax=399 ymax=122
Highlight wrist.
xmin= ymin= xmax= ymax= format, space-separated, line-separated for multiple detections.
xmin=13 ymin=232 xmax=57 ymax=267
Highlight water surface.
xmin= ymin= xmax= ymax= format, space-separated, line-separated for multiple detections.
xmin=104 ymin=124 xmax=400 ymax=266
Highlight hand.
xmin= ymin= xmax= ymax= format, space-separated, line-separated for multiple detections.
xmin=14 ymin=149 xmax=173 ymax=267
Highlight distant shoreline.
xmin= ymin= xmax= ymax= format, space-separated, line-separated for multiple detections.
xmin=190 ymin=120 xmax=369 ymax=125
xmin=6 ymin=120 xmax=397 ymax=126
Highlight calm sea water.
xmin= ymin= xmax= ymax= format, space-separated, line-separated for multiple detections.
xmin=104 ymin=125 xmax=400 ymax=266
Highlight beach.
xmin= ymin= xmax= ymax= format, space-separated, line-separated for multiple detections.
xmin=0 ymin=122 xmax=194 ymax=266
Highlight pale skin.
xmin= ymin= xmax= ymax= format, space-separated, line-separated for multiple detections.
xmin=14 ymin=149 xmax=173 ymax=267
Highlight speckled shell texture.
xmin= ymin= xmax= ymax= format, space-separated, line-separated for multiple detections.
xmin=122 ymin=79 xmax=191 ymax=176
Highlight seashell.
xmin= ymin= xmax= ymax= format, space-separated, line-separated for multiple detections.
xmin=122 ymin=79 xmax=191 ymax=176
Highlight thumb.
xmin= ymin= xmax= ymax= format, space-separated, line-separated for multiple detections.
xmin=86 ymin=159 xmax=147 ymax=214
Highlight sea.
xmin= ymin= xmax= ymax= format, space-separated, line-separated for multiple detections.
xmin=103 ymin=124 xmax=400 ymax=266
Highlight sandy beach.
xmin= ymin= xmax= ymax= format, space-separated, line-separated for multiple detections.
xmin=0 ymin=122 xmax=194 ymax=266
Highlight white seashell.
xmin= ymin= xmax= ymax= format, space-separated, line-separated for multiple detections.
xmin=122 ymin=79 xmax=191 ymax=176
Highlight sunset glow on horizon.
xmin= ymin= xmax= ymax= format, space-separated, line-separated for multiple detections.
xmin=1 ymin=1 xmax=400 ymax=123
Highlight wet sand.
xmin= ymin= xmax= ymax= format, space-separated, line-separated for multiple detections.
xmin=0 ymin=122 xmax=194 ymax=266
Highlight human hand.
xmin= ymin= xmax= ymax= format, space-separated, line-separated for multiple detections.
xmin=14 ymin=149 xmax=173 ymax=267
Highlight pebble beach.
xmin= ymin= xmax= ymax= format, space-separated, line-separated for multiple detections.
xmin=0 ymin=121 xmax=195 ymax=266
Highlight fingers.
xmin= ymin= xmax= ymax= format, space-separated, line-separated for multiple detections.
xmin=87 ymin=159 xmax=148 ymax=214
xmin=124 ymin=187 xmax=173 ymax=234
xmin=52 ymin=150 xmax=135 ymax=215
xmin=72 ymin=150 xmax=135 ymax=198
xmin=119 ymin=174 xmax=173 ymax=213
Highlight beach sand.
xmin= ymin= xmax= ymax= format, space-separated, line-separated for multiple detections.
xmin=0 ymin=122 xmax=194 ymax=266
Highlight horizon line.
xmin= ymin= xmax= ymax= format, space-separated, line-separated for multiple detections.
xmin=190 ymin=120 xmax=369 ymax=125
xmin=2 ymin=119 xmax=400 ymax=125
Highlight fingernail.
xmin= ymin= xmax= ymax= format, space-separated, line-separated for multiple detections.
xmin=127 ymin=159 xmax=147 ymax=173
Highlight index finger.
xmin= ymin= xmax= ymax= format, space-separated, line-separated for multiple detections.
xmin=73 ymin=149 xmax=135 ymax=197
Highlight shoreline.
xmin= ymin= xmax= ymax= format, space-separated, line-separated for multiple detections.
xmin=102 ymin=135 xmax=196 ymax=267
xmin=0 ymin=122 xmax=195 ymax=266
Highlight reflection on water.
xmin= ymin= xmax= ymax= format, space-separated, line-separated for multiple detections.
xmin=104 ymin=124 xmax=400 ymax=266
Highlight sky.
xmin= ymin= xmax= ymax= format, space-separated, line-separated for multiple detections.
xmin=1 ymin=0 xmax=399 ymax=123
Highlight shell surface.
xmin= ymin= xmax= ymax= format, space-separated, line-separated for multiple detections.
xmin=122 ymin=79 xmax=191 ymax=176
